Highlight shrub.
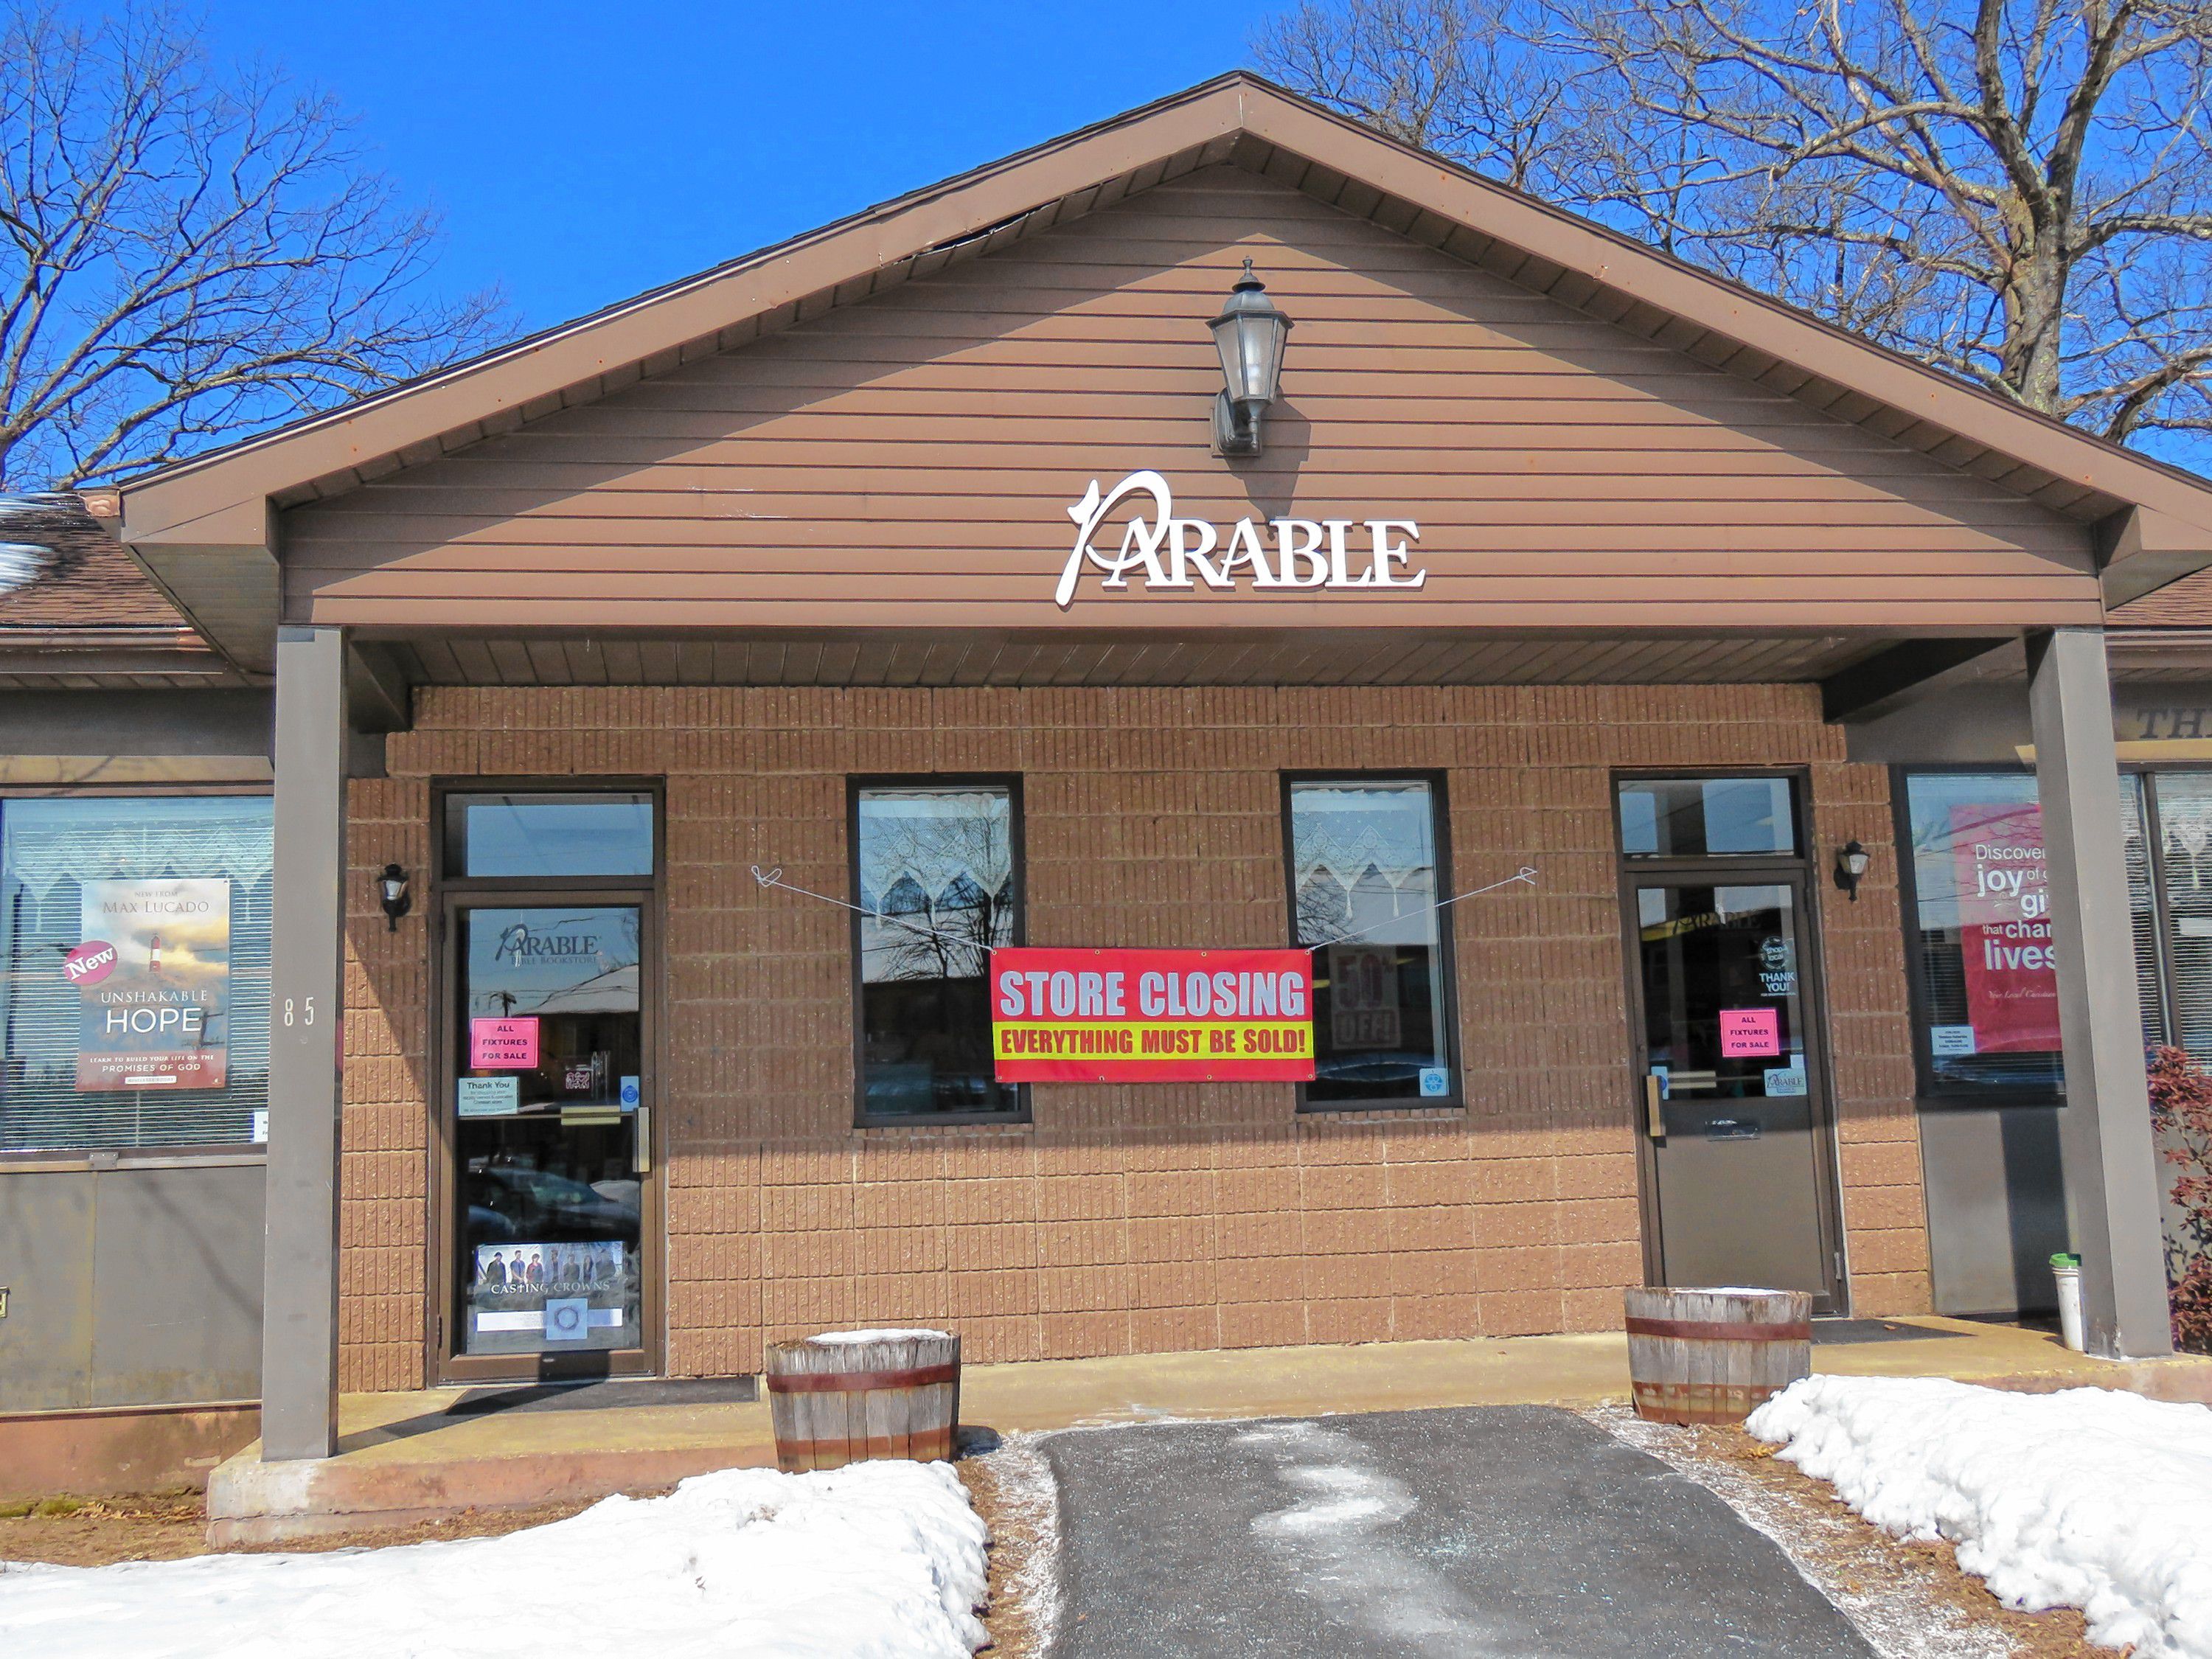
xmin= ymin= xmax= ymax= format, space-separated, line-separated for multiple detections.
xmin=2146 ymin=1046 xmax=2212 ymax=1353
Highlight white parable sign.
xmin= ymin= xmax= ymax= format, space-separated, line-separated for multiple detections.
xmin=1057 ymin=470 xmax=1425 ymax=608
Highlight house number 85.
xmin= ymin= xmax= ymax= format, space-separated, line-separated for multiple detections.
xmin=284 ymin=997 xmax=316 ymax=1026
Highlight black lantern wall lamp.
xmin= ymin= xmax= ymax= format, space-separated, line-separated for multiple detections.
xmin=1208 ymin=257 xmax=1293 ymax=457
xmin=377 ymin=863 xmax=411 ymax=930
xmin=1834 ymin=840 xmax=1871 ymax=902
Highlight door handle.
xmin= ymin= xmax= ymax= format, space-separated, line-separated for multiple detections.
xmin=633 ymin=1105 xmax=651 ymax=1175
xmin=1644 ymin=1074 xmax=1666 ymax=1141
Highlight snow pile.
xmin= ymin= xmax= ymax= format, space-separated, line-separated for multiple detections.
xmin=0 ymin=1459 xmax=988 ymax=1659
xmin=1749 ymin=1375 xmax=2212 ymax=1658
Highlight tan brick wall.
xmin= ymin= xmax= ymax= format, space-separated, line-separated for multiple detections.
xmin=336 ymin=682 xmax=1930 ymax=1391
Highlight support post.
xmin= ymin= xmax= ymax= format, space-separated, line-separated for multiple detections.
xmin=2027 ymin=627 xmax=2173 ymax=1357
xmin=261 ymin=626 xmax=351 ymax=1458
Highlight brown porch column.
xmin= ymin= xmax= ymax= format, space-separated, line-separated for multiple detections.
xmin=261 ymin=625 xmax=351 ymax=1458
xmin=2027 ymin=626 xmax=2173 ymax=1358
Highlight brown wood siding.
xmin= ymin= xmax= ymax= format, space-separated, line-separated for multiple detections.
xmin=284 ymin=168 xmax=2103 ymax=633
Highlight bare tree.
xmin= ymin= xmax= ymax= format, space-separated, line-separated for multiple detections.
xmin=1258 ymin=0 xmax=2212 ymax=453
xmin=0 ymin=2 xmax=504 ymax=488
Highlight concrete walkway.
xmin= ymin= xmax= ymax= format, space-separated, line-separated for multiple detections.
xmin=206 ymin=1315 xmax=2212 ymax=1540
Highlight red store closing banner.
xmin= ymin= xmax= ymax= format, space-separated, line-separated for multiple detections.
xmin=1949 ymin=802 xmax=2059 ymax=1053
xmin=991 ymin=947 xmax=1316 ymax=1082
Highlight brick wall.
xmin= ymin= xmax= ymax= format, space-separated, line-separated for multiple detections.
xmin=337 ymin=681 xmax=1930 ymax=1393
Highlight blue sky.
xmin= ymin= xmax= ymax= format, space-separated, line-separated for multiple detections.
xmin=198 ymin=1 xmax=1263 ymax=335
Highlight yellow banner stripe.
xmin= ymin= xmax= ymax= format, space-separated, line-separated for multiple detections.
xmin=992 ymin=1021 xmax=1312 ymax=1060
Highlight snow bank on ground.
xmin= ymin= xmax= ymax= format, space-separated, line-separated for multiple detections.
xmin=1749 ymin=1375 xmax=2212 ymax=1658
xmin=0 ymin=1459 xmax=987 ymax=1659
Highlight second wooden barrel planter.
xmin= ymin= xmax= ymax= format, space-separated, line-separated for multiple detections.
xmin=1624 ymin=1287 xmax=1812 ymax=1425
xmin=765 ymin=1328 xmax=961 ymax=1472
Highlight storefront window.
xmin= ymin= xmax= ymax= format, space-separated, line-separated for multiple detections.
xmin=1901 ymin=771 xmax=2160 ymax=1099
xmin=0 ymin=795 xmax=273 ymax=1150
xmin=1901 ymin=770 xmax=2174 ymax=1099
xmin=1287 ymin=778 xmax=1455 ymax=1107
xmin=2153 ymin=774 xmax=2212 ymax=1055
xmin=1903 ymin=773 xmax=2062 ymax=1096
xmin=2124 ymin=779 xmax=2165 ymax=1048
xmin=853 ymin=783 xmax=1021 ymax=1121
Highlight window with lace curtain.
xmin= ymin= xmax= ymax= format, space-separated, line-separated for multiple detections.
xmin=1285 ymin=776 xmax=1456 ymax=1110
xmin=851 ymin=781 xmax=1023 ymax=1123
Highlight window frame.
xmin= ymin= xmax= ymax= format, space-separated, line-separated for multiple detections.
xmin=1889 ymin=761 xmax=2170 ymax=1108
xmin=1894 ymin=763 xmax=2066 ymax=1107
xmin=1614 ymin=772 xmax=1806 ymax=862
xmin=1280 ymin=769 xmax=1463 ymax=1115
xmin=0 ymin=782 xmax=276 ymax=1165
xmin=847 ymin=774 xmax=1029 ymax=1130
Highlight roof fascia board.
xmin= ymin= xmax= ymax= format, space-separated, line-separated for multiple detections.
xmin=2099 ymin=506 xmax=2212 ymax=608
xmin=116 ymin=83 xmax=1253 ymax=544
xmin=1235 ymin=94 xmax=2212 ymax=549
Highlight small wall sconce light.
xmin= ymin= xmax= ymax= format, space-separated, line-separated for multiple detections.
xmin=377 ymin=863 xmax=412 ymax=930
xmin=1834 ymin=841 xmax=1871 ymax=902
xmin=1208 ymin=257 xmax=1293 ymax=457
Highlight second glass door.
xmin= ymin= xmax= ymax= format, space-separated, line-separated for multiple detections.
xmin=1632 ymin=878 xmax=1840 ymax=1307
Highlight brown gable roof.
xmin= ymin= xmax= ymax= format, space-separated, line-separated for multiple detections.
xmin=114 ymin=72 xmax=2212 ymax=669
xmin=2113 ymin=566 xmax=2212 ymax=629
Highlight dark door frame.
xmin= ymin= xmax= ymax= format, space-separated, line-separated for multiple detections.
xmin=1610 ymin=773 xmax=1849 ymax=1313
xmin=424 ymin=777 xmax=667 ymax=1385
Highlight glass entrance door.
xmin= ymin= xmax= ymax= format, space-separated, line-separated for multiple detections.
xmin=1631 ymin=878 xmax=1840 ymax=1307
xmin=448 ymin=900 xmax=650 ymax=1370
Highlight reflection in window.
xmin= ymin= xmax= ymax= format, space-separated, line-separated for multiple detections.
xmin=855 ymin=785 xmax=1020 ymax=1119
xmin=1288 ymin=779 xmax=1453 ymax=1107
xmin=1618 ymin=777 xmax=1798 ymax=858
xmin=445 ymin=792 xmax=654 ymax=878
xmin=455 ymin=905 xmax=644 ymax=1357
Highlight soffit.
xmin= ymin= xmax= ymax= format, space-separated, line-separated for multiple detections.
xmin=372 ymin=630 xmax=1880 ymax=689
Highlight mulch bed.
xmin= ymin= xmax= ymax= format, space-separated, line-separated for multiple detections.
xmin=958 ymin=1450 xmax=1048 ymax=1658
xmin=0 ymin=1489 xmax=621 ymax=1570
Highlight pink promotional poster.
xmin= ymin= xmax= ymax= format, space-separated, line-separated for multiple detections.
xmin=1950 ymin=802 xmax=2059 ymax=1053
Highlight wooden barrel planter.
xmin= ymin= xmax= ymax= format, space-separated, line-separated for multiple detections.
xmin=1624 ymin=1287 xmax=1812 ymax=1426
xmin=765 ymin=1329 xmax=961 ymax=1472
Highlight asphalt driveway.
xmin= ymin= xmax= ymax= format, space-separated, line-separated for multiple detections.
xmin=1041 ymin=1405 xmax=1874 ymax=1658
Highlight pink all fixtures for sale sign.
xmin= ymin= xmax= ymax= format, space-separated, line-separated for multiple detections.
xmin=470 ymin=1017 xmax=540 ymax=1069
xmin=1719 ymin=1006 xmax=1781 ymax=1057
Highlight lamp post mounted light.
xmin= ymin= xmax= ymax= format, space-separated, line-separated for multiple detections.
xmin=1208 ymin=257 xmax=1293 ymax=458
